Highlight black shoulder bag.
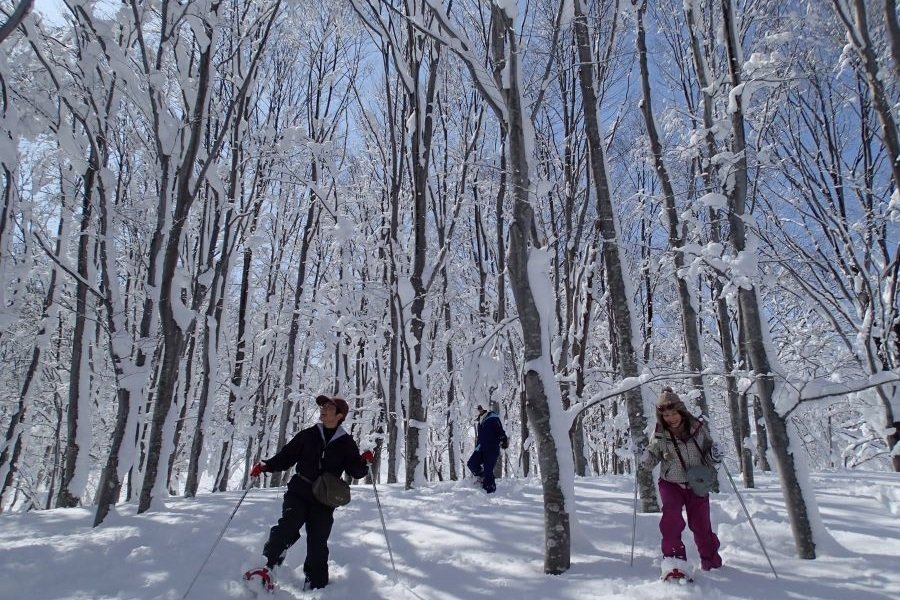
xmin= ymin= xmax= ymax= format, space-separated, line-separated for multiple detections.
xmin=306 ymin=428 xmax=351 ymax=508
xmin=669 ymin=429 xmax=717 ymax=497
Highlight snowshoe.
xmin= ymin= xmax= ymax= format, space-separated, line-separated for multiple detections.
xmin=243 ymin=566 xmax=276 ymax=593
xmin=660 ymin=557 xmax=693 ymax=584
xmin=661 ymin=568 xmax=693 ymax=584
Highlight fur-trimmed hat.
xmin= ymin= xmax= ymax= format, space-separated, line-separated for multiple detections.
xmin=316 ymin=394 xmax=349 ymax=418
xmin=656 ymin=387 xmax=687 ymax=414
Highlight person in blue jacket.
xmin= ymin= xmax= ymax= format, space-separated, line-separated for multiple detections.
xmin=466 ymin=404 xmax=508 ymax=493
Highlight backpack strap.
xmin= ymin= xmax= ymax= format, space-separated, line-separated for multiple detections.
xmin=668 ymin=429 xmax=691 ymax=473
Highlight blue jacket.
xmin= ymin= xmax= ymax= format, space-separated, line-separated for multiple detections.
xmin=475 ymin=411 xmax=507 ymax=453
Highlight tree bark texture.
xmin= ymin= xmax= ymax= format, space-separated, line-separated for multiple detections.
xmin=573 ymin=0 xmax=657 ymax=512
xmin=722 ymin=0 xmax=816 ymax=558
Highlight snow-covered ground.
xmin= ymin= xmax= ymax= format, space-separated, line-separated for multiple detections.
xmin=0 ymin=471 xmax=898 ymax=599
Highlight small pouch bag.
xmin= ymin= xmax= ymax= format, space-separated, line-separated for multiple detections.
xmin=685 ymin=463 xmax=717 ymax=496
xmin=670 ymin=426 xmax=718 ymax=497
xmin=312 ymin=471 xmax=351 ymax=507
xmin=301 ymin=425 xmax=352 ymax=508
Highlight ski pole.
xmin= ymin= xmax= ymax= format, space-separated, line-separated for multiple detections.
xmin=182 ymin=480 xmax=257 ymax=599
xmin=369 ymin=465 xmax=398 ymax=580
xmin=722 ymin=462 xmax=778 ymax=579
xmin=629 ymin=451 xmax=639 ymax=567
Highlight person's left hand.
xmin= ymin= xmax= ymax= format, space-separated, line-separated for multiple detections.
xmin=361 ymin=450 xmax=375 ymax=464
xmin=710 ymin=443 xmax=724 ymax=463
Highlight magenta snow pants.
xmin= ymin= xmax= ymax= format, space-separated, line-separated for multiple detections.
xmin=658 ymin=478 xmax=722 ymax=570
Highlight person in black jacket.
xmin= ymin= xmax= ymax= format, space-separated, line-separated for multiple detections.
xmin=466 ymin=404 xmax=508 ymax=493
xmin=244 ymin=394 xmax=373 ymax=591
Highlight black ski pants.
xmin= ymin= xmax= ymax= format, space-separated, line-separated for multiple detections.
xmin=263 ymin=489 xmax=335 ymax=588
xmin=467 ymin=447 xmax=500 ymax=493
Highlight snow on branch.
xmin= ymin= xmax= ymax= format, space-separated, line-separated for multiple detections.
xmin=417 ymin=0 xmax=508 ymax=121
xmin=568 ymin=370 xmax=706 ymax=427
xmin=782 ymin=371 xmax=900 ymax=416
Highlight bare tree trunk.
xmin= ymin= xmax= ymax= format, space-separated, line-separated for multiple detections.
xmin=488 ymin=4 xmax=570 ymax=574
xmin=0 ymin=0 xmax=33 ymax=46
xmin=553 ymin=53 xmax=590 ymax=476
xmin=753 ymin=397 xmax=770 ymax=470
xmin=184 ymin=273 xmax=220 ymax=497
xmin=737 ymin=387 xmax=755 ymax=487
xmin=635 ymin=0 xmax=708 ymax=415
xmin=721 ymin=0 xmax=815 ymax=558
xmin=573 ymin=0 xmax=657 ymax=512
xmin=93 ymin=134 xmax=143 ymax=525
xmin=214 ymin=232 xmax=254 ymax=492
xmin=684 ymin=0 xmax=752 ymax=481
xmin=271 ymin=196 xmax=319 ymax=488
xmin=441 ymin=225 xmax=458 ymax=481
xmin=214 ymin=122 xmax=261 ymax=493
xmin=385 ymin=287 xmax=401 ymax=485
xmin=573 ymin=245 xmax=599 ymax=476
xmin=138 ymin=21 xmax=218 ymax=511
xmin=832 ymin=0 xmax=900 ymax=189
xmin=0 ymin=211 xmax=64 ymax=510
xmin=885 ymin=0 xmax=900 ymax=80
xmin=404 ymin=35 xmax=440 ymax=489
xmin=58 ymin=146 xmax=98 ymax=509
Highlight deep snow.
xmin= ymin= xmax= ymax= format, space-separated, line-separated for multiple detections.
xmin=0 ymin=471 xmax=898 ymax=599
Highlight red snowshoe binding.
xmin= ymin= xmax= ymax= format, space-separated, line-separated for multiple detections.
xmin=243 ymin=566 xmax=275 ymax=592
xmin=662 ymin=567 xmax=692 ymax=583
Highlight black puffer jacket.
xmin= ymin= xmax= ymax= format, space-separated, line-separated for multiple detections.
xmin=264 ymin=423 xmax=367 ymax=500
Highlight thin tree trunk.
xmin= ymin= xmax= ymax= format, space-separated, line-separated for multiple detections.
xmin=490 ymin=4 xmax=570 ymax=574
xmin=721 ymin=0 xmax=815 ymax=558
xmin=271 ymin=192 xmax=319 ymax=488
xmin=138 ymin=29 xmax=216 ymax=512
xmin=214 ymin=145 xmax=257 ymax=494
xmin=885 ymin=0 xmax=900 ymax=80
xmin=832 ymin=0 xmax=900 ymax=189
xmin=0 ymin=211 xmax=64 ymax=510
xmin=93 ymin=136 xmax=143 ymax=525
xmin=0 ymin=0 xmax=33 ymax=46
xmin=58 ymin=146 xmax=99 ymax=509
xmin=404 ymin=41 xmax=440 ymax=490
xmin=684 ymin=0 xmax=751 ymax=481
xmin=635 ymin=0 xmax=708 ymax=415
xmin=573 ymin=0 xmax=657 ymax=512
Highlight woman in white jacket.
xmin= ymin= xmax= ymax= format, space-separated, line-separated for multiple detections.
xmin=643 ymin=387 xmax=723 ymax=579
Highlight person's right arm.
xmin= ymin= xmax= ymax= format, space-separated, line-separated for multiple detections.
xmin=642 ymin=432 xmax=665 ymax=468
xmin=259 ymin=431 xmax=305 ymax=473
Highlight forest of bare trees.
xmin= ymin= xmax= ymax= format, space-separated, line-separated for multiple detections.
xmin=0 ymin=0 xmax=897 ymax=572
